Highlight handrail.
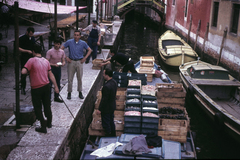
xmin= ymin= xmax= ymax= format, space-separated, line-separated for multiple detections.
xmin=117 ymin=0 xmax=135 ymax=10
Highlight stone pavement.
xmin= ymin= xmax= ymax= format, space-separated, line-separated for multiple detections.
xmin=0 ymin=13 xmax=96 ymax=160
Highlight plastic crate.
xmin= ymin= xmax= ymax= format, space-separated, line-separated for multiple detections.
xmin=141 ymin=128 xmax=158 ymax=135
xmin=124 ymin=127 xmax=141 ymax=134
xmin=142 ymin=107 xmax=158 ymax=114
xmin=126 ymin=94 xmax=141 ymax=100
xmin=127 ymin=88 xmax=141 ymax=94
xmin=142 ymin=100 xmax=158 ymax=107
xmin=125 ymin=105 xmax=141 ymax=112
xmin=124 ymin=121 xmax=141 ymax=128
xmin=142 ymin=122 xmax=158 ymax=129
xmin=124 ymin=115 xmax=141 ymax=122
xmin=142 ymin=95 xmax=157 ymax=100
xmin=142 ymin=116 xmax=159 ymax=123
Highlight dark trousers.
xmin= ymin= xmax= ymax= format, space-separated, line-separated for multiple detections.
xmin=31 ymin=84 xmax=52 ymax=126
xmin=123 ymin=60 xmax=137 ymax=73
xmin=49 ymin=66 xmax=61 ymax=99
xmin=101 ymin=113 xmax=116 ymax=136
xmin=86 ymin=37 xmax=98 ymax=62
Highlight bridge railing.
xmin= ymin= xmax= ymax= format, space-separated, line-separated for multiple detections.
xmin=114 ymin=0 xmax=165 ymax=15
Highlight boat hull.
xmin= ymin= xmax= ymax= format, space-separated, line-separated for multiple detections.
xmin=179 ymin=61 xmax=240 ymax=144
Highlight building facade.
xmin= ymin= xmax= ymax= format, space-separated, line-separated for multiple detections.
xmin=165 ymin=0 xmax=240 ymax=76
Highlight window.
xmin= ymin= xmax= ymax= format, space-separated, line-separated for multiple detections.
xmin=184 ymin=0 xmax=188 ymax=17
xmin=231 ymin=4 xmax=240 ymax=34
xmin=212 ymin=2 xmax=219 ymax=27
xmin=173 ymin=0 xmax=175 ymax=5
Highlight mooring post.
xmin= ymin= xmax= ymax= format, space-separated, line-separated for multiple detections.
xmin=201 ymin=22 xmax=209 ymax=59
xmin=187 ymin=15 xmax=192 ymax=43
xmin=88 ymin=0 xmax=91 ymax=25
xmin=14 ymin=1 xmax=20 ymax=129
xmin=54 ymin=0 xmax=57 ymax=39
xmin=76 ymin=2 xmax=79 ymax=30
xmin=194 ymin=19 xmax=201 ymax=50
xmin=217 ymin=27 xmax=228 ymax=65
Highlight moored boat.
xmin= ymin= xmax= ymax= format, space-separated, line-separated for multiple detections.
xmin=158 ymin=30 xmax=198 ymax=67
xmin=179 ymin=60 xmax=240 ymax=143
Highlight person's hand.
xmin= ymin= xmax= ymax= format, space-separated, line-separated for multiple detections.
xmin=66 ymin=57 xmax=72 ymax=63
xmin=54 ymin=87 xmax=59 ymax=94
xmin=96 ymin=110 xmax=101 ymax=115
xmin=99 ymin=63 xmax=104 ymax=67
xmin=97 ymin=41 xmax=100 ymax=46
xmin=55 ymin=64 xmax=59 ymax=67
xmin=80 ymin=58 xmax=86 ymax=64
xmin=62 ymin=61 xmax=65 ymax=66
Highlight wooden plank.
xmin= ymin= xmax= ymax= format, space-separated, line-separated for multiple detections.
xmin=158 ymin=103 xmax=185 ymax=109
xmin=214 ymin=99 xmax=240 ymax=119
xmin=157 ymin=91 xmax=186 ymax=98
xmin=56 ymin=15 xmax=86 ymax=28
xmin=156 ymin=83 xmax=184 ymax=92
xmin=92 ymin=109 xmax=124 ymax=119
xmin=190 ymin=79 xmax=240 ymax=86
xmin=157 ymin=98 xmax=185 ymax=105
xmin=88 ymin=127 xmax=123 ymax=136
xmin=158 ymin=134 xmax=187 ymax=143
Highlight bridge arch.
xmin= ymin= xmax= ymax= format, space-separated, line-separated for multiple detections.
xmin=118 ymin=4 xmax=165 ymax=26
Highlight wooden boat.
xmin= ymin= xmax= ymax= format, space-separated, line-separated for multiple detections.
xmin=179 ymin=60 xmax=240 ymax=143
xmin=80 ymin=60 xmax=197 ymax=159
xmin=158 ymin=30 xmax=198 ymax=67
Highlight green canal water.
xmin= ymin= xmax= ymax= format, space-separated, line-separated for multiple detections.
xmin=119 ymin=10 xmax=240 ymax=159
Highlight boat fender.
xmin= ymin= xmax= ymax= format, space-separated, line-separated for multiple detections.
xmin=214 ymin=112 xmax=224 ymax=130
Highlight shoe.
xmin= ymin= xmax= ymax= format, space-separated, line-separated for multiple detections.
xmin=79 ymin=92 xmax=84 ymax=99
xmin=35 ymin=127 xmax=47 ymax=133
xmin=85 ymin=60 xmax=89 ymax=64
xmin=67 ymin=92 xmax=71 ymax=99
xmin=54 ymin=97 xmax=64 ymax=103
xmin=21 ymin=88 xmax=26 ymax=95
xmin=47 ymin=123 xmax=52 ymax=128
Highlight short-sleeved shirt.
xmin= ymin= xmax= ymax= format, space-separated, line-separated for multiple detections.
xmin=84 ymin=24 xmax=101 ymax=35
xmin=110 ymin=52 xmax=129 ymax=66
xmin=24 ymin=57 xmax=51 ymax=89
xmin=46 ymin=48 xmax=65 ymax=64
xmin=19 ymin=34 xmax=35 ymax=59
xmin=63 ymin=39 xmax=89 ymax=60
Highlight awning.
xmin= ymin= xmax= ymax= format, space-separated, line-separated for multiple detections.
xmin=4 ymin=0 xmax=86 ymax=14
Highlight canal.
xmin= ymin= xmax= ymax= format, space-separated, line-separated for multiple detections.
xmin=119 ymin=11 xmax=240 ymax=159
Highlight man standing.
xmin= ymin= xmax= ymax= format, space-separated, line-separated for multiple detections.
xmin=19 ymin=27 xmax=35 ymax=95
xmin=97 ymin=68 xmax=117 ymax=136
xmin=46 ymin=38 xmax=65 ymax=103
xmin=61 ymin=30 xmax=92 ymax=99
xmin=100 ymin=49 xmax=137 ymax=73
xmin=21 ymin=44 xmax=59 ymax=133
xmin=81 ymin=20 xmax=101 ymax=64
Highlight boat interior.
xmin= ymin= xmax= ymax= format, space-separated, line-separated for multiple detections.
xmin=197 ymin=85 xmax=240 ymax=119
xmin=162 ymin=40 xmax=184 ymax=49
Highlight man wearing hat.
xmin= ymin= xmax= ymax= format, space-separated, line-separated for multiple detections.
xmin=81 ymin=20 xmax=101 ymax=64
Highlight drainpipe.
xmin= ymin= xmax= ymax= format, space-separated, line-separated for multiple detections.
xmin=54 ymin=0 xmax=57 ymax=38
xmin=76 ymin=2 xmax=79 ymax=30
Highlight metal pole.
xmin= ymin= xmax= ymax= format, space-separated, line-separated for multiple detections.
xmin=14 ymin=1 xmax=20 ymax=129
xmin=76 ymin=1 xmax=79 ymax=30
xmin=54 ymin=0 xmax=57 ymax=39
xmin=105 ymin=0 xmax=107 ymax=20
xmin=88 ymin=0 xmax=91 ymax=25
xmin=217 ymin=27 xmax=228 ymax=65
xmin=96 ymin=0 xmax=99 ymax=21
xmin=101 ymin=0 xmax=103 ymax=22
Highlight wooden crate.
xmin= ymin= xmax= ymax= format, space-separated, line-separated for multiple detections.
xmin=158 ymin=103 xmax=185 ymax=109
xmin=158 ymin=119 xmax=188 ymax=143
xmin=92 ymin=109 xmax=124 ymax=119
xmin=140 ymin=56 xmax=155 ymax=67
xmin=158 ymin=105 xmax=188 ymax=116
xmin=157 ymin=97 xmax=185 ymax=105
xmin=90 ymin=117 xmax=124 ymax=131
xmin=157 ymin=90 xmax=186 ymax=98
xmin=147 ymin=74 xmax=153 ymax=82
xmin=116 ymin=101 xmax=125 ymax=111
xmin=156 ymin=83 xmax=183 ymax=92
xmin=88 ymin=127 xmax=123 ymax=136
xmin=95 ymin=98 xmax=101 ymax=109
xmin=128 ymin=80 xmax=141 ymax=87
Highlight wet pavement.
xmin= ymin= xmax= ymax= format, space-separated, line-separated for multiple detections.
xmin=0 ymin=13 xmax=94 ymax=160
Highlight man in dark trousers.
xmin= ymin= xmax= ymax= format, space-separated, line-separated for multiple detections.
xmin=81 ymin=20 xmax=101 ymax=64
xmin=100 ymin=49 xmax=137 ymax=73
xmin=21 ymin=44 xmax=59 ymax=133
xmin=19 ymin=27 xmax=35 ymax=95
xmin=97 ymin=68 xmax=117 ymax=136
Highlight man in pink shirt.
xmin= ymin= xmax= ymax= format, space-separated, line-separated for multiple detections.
xmin=46 ymin=38 xmax=65 ymax=103
xmin=21 ymin=44 xmax=59 ymax=133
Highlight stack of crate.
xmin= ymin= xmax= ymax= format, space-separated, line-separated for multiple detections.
xmin=124 ymin=80 xmax=142 ymax=134
xmin=88 ymin=87 xmax=126 ymax=136
xmin=138 ymin=56 xmax=155 ymax=82
xmin=156 ymin=83 xmax=189 ymax=143
xmin=112 ymin=72 xmax=128 ymax=87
